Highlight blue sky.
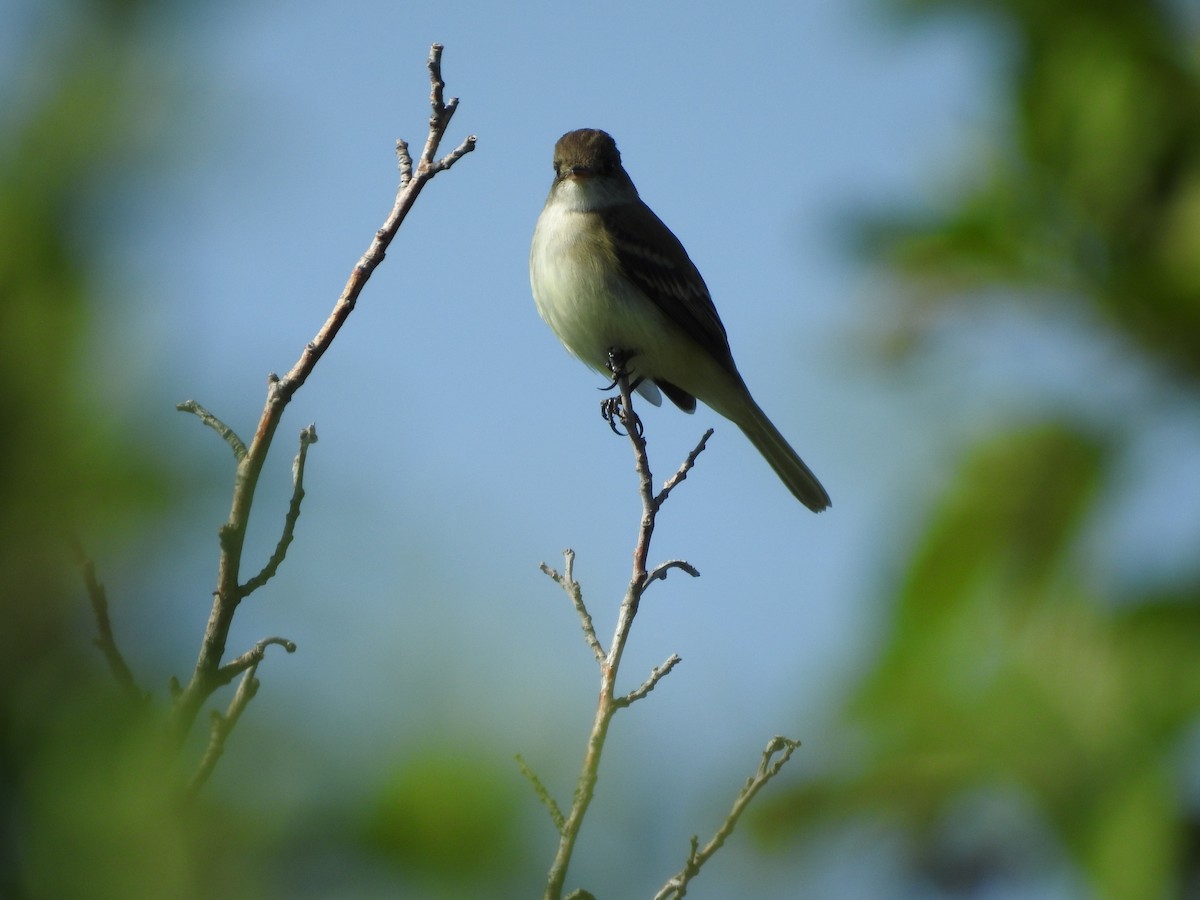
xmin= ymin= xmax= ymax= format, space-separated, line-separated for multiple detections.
xmin=25 ymin=0 xmax=1197 ymax=895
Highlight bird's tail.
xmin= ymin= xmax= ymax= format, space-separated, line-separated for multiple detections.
xmin=735 ymin=398 xmax=831 ymax=513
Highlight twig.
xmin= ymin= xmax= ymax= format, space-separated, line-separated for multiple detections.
xmin=70 ymin=539 xmax=142 ymax=701
xmin=516 ymin=754 xmax=566 ymax=835
xmin=541 ymin=369 xmax=707 ymax=900
xmin=188 ymin=636 xmax=296 ymax=793
xmin=644 ymin=559 xmax=700 ymax=589
xmin=652 ymin=736 xmax=801 ymax=900
xmin=541 ymin=549 xmax=604 ymax=662
xmin=175 ymin=399 xmax=247 ymax=461
xmin=215 ymin=635 xmax=296 ymax=686
xmin=167 ymin=43 xmax=475 ymax=757
xmin=656 ymin=429 xmax=714 ymax=507
xmin=616 ymin=654 xmax=682 ymax=707
xmin=239 ymin=425 xmax=318 ymax=596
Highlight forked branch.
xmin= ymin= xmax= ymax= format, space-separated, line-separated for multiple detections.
xmin=653 ymin=736 xmax=801 ymax=899
xmin=539 ymin=369 xmax=706 ymax=900
xmin=188 ymin=637 xmax=297 ymax=793
xmin=165 ymin=43 xmax=475 ymax=764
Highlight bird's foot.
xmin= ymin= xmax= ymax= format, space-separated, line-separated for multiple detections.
xmin=602 ymin=347 xmax=634 ymax=388
xmin=600 ymin=394 xmax=643 ymax=438
xmin=600 ymin=396 xmax=625 ymax=435
xmin=599 ymin=348 xmax=644 ymax=437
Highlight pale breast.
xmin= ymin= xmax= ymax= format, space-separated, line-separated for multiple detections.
xmin=531 ymin=205 xmax=673 ymax=378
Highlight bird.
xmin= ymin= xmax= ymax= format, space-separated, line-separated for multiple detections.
xmin=529 ymin=128 xmax=830 ymax=512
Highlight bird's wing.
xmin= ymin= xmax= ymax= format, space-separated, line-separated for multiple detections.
xmin=599 ymin=200 xmax=739 ymax=378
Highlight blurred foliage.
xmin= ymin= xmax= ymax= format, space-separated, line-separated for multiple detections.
xmin=764 ymin=428 xmax=1200 ymax=895
xmin=0 ymin=1 xmax=235 ymax=897
xmin=865 ymin=0 xmax=1200 ymax=383
xmin=765 ymin=0 xmax=1200 ymax=897
xmin=360 ymin=745 xmax=533 ymax=898
xmin=2 ymin=5 xmax=534 ymax=898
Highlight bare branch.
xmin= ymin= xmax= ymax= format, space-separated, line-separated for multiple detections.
xmin=516 ymin=754 xmax=566 ymax=835
xmin=655 ymin=428 xmax=713 ymax=507
xmin=541 ymin=549 xmax=604 ymax=662
xmin=617 ymin=376 xmax=656 ymax=522
xmin=71 ymin=539 xmax=142 ymax=701
xmin=214 ymin=635 xmax=296 ymax=686
xmin=436 ymin=134 xmax=477 ymax=171
xmin=187 ymin=638 xmax=296 ymax=794
xmin=175 ymin=399 xmax=247 ymax=461
xmin=616 ymin=654 xmax=681 ymax=708
xmin=542 ymin=368 xmax=708 ymax=900
xmin=167 ymin=44 xmax=474 ymax=756
xmin=239 ymin=425 xmax=318 ymax=597
xmin=644 ymin=559 xmax=700 ymax=589
xmin=418 ymin=44 xmax=477 ymax=174
xmin=653 ymin=736 xmax=801 ymax=900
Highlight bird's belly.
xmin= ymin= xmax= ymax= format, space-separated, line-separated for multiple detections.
xmin=538 ymin=273 xmax=668 ymax=373
xmin=531 ymin=222 xmax=673 ymax=380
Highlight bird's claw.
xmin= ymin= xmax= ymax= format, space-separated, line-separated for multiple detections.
xmin=601 ymin=396 xmax=625 ymax=435
xmin=598 ymin=348 xmax=644 ymax=437
xmin=600 ymin=394 xmax=643 ymax=438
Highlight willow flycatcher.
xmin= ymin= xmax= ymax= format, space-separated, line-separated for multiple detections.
xmin=529 ymin=128 xmax=830 ymax=512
